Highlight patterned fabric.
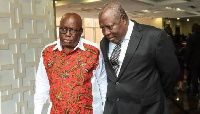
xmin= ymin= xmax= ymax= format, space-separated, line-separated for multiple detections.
xmin=109 ymin=43 xmax=121 ymax=74
xmin=42 ymin=43 xmax=100 ymax=114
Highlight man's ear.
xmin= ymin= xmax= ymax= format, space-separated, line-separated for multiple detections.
xmin=80 ymin=28 xmax=83 ymax=33
xmin=79 ymin=28 xmax=83 ymax=35
xmin=121 ymin=14 xmax=128 ymax=25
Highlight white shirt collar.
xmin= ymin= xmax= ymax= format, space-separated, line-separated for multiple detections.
xmin=53 ymin=37 xmax=86 ymax=51
xmin=123 ymin=20 xmax=134 ymax=41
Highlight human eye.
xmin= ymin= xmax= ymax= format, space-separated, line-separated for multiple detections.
xmin=107 ymin=25 xmax=114 ymax=30
xmin=59 ymin=27 xmax=64 ymax=30
xmin=69 ymin=28 xmax=77 ymax=34
xmin=100 ymin=26 xmax=104 ymax=30
xmin=71 ymin=28 xmax=76 ymax=32
xmin=61 ymin=27 xmax=68 ymax=31
xmin=59 ymin=27 xmax=67 ymax=33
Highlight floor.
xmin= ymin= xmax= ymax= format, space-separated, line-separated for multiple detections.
xmin=168 ymin=81 xmax=200 ymax=114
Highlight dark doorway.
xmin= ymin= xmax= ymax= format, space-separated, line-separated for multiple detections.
xmin=175 ymin=25 xmax=180 ymax=35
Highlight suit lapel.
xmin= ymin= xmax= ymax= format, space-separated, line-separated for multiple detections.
xmin=118 ymin=21 xmax=143 ymax=79
xmin=100 ymin=37 xmax=118 ymax=80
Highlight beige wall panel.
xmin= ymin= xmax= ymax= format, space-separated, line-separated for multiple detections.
xmin=133 ymin=17 xmax=163 ymax=29
xmin=0 ymin=0 xmax=55 ymax=114
xmin=95 ymin=28 xmax=103 ymax=45
xmin=84 ymin=28 xmax=94 ymax=42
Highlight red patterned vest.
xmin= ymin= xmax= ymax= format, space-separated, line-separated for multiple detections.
xmin=42 ymin=43 xmax=100 ymax=114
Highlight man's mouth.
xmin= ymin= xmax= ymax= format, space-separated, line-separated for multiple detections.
xmin=63 ymin=39 xmax=71 ymax=43
xmin=108 ymin=37 xmax=115 ymax=42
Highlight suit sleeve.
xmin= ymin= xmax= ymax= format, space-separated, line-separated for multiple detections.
xmin=155 ymin=30 xmax=180 ymax=97
xmin=185 ymin=37 xmax=192 ymax=67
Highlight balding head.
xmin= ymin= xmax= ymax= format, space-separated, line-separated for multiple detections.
xmin=60 ymin=13 xmax=82 ymax=28
xmin=99 ymin=1 xmax=128 ymax=20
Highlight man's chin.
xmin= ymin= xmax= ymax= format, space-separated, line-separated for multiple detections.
xmin=108 ymin=37 xmax=116 ymax=43
xmin=110 ymin=39 xmax=120 ymax=44
xmin=61 ymin=41 xmax=71 ymax=46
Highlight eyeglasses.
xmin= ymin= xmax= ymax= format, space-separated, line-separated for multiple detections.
xmin=59 ymin=27 xmax=82 ymax=35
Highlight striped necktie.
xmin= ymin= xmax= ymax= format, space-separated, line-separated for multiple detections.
xmin=110 ymin=43 xmax=121 ymax=74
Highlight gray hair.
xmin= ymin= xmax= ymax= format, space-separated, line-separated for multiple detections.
xmin=99 ymin=1 xmax=128 ymax=19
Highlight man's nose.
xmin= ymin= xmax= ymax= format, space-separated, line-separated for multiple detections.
xmin=103 ymin=28 xmax=111 ymax=36
xmin=65 ymin=30 xmax=71 ymax=36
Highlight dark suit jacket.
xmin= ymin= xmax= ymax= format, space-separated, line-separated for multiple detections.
xmin=186 ymin=32 xmax=200 ymax=69
xmin=100 ymin=20 xmax=180 ymax=114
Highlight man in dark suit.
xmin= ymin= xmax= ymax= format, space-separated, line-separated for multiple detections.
xmin=98 ymin=1 xmax=180 ymax=114
xmin=185 ymin=23 xmax=200 ymax=96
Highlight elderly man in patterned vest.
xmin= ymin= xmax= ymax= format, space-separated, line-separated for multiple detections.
xmin=34 ymin=13 xmax=107 ymax=114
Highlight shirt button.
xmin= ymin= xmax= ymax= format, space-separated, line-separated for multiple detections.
xmin=117 ymin=98 xmax=120 ymax=102
xmin=116 ymin=82 xmax=120 ymax=85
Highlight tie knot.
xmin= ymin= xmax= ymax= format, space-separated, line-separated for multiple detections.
xmin=117 ymin=41 xmax=122 ymax=45
xmin=117 ymin=43 xmax=121 ymax=47
xmin=113 ymin=43 xmax=121 ymax=49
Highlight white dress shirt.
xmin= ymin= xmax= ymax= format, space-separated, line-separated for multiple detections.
xmin=108 ymin=20 xmax=134 ymax=76
xmin=34 ymin=38 xmax=107 ymax=114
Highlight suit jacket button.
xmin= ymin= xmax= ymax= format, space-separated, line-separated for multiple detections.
xmin=116 ymin=82 xmax=120 ymax=85
xmin=117 ymin=98 xmax=120 ymax=102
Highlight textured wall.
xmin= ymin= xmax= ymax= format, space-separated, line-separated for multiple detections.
xmin=0 ymin=0 xmax=55 ymax=113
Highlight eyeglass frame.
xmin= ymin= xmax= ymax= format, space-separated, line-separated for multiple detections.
xmin=59 ymin=27 xmax=83 ymax=35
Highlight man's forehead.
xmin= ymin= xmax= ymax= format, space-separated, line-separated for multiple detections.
xmin=101 ymin=10 xmax=120 ymax=20
xmin=60 ymin=17 xmax=74 ymax=24
xmin=100 ymin=12 xmax=119 ymax=23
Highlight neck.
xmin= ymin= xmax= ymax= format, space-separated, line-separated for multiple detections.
xmin=63 ymin=46 xmax=74 ymax=53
